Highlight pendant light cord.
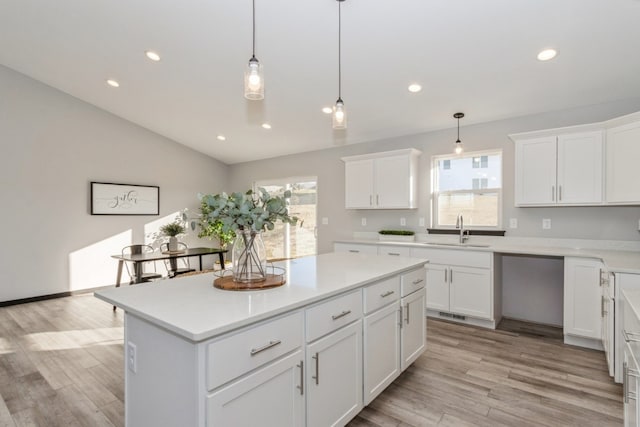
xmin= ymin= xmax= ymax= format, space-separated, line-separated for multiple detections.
xmin=252 ymin=0 xmax=256 ymax=58
xmin=457 ymin=117 xmax=460 ymax=141
xmin=338 ymin=1 xmax=342 ymax=99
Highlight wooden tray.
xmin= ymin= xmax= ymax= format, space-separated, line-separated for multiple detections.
xmin=213 ymin=274 xmax=286 ymax=291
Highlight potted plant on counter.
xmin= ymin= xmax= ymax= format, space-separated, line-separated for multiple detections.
xmin=200 ymin=188 xmax=299 ymax=284
xmin=159 ymin=221 xmax=186 ymax=252
xmin=378 ymin=229 xmax=415 ymax=242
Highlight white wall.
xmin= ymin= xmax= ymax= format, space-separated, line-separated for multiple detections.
xmin=228 ymin=98 xmax=640 ymax=255
xmin=0 ymin=65 xmax=229 ymax=302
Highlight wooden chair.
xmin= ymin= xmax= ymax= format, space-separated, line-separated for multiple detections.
xmin=122 ymin=244 xmax=163 ymax=284
xmin=160 ymin=242 xmax=196 ymax=278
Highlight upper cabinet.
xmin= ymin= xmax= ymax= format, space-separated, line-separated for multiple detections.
xmin=606 ymin=120 xmax=640 ymax=204
xmin=511 ymin=111 xmax=640 ymax=207
xmin=342 ymin=149 xmax=421 ymax=209
xmin=513 ymin=131 xmax=603 ymax=206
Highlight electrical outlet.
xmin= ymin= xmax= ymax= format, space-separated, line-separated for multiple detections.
xmin=361 ymin=217 xmax=367 ymax=227
xmin=322 ymin=217 xmax=329 ymax=225
xmin=419 ymin=217 xmax=425 ymax=227
xmin=400 ymin=217 xmax=406 ymax=226
xmin=509 ymin=218 xmax=518 ymax=229
xmin=542 ymin=218 xmax=551 ymax=229
xmin=127 ymin=342 xmax=137 ymax=374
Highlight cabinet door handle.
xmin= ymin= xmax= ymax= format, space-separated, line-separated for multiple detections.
xmin=332 ymin=310 xmax=352 ymax=320
xmin=312 ymin=352 xmax=319 ymax=385
xmin=388 ymin=252 xmax=401 ymax=256
xmin=250 ymin=340 xmax=282 ymax=356
xmin=376 ymin=194 xmax=379 ymax=205
xmin=625 ymin=361 xmax=629 ymax=403
xmin=444 ymin=269 xmax=448 ymax=283
xmin=450 ymin=268 xmax=453 ymax=284
xmin=405 ymin=303 xmax=410 ymax=324
xmin=412 ymin=279 xmax=424 ymax=285
xmin=559 ymin=185 xmax=562 ymax=201
xmin=380 ymin=290 xmax=395 ymax=298
xmin=601 ymin=296 xmax=605 ymax=318
xmin=297 ymin=361 xmax=304 ymax=395
xmin=399 ymin=306 xmax=403 ymax=329
xmin=370 ymin=195 xmax=373 ymax=206
xmin=552 ymin=185 xmax=555 ymax=202
xmin=348 ymin=249 xmax=360 ymax=253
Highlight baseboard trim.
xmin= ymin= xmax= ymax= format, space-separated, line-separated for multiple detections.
xmin=0 ymin=285 xmax=117 ymax=307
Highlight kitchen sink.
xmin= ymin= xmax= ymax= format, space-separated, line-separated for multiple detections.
xmin=421 ymin=242 xmax=491 ymax=248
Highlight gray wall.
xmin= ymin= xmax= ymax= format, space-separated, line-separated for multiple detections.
xmin=0 ymin=65 xmax=229 ymax=301
xmin=229 ymin=98 xmax=640 ymax=255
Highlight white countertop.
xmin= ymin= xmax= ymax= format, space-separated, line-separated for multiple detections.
xmin=94 ymin=252 xmax=427 ymax=343
xmin=335 ymin=237 xmax=640 ymax=274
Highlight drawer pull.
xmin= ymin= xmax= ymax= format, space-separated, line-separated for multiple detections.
xmin=623 ymin=330 xmax=640 ymax=343
xmin=348 ymin=250 xmax=360 ymax=253
xmin=405 ymin=303 xmax=410 ymax=324
xmin=412 ymin=279 xmax=424 ymax=285
xmin=312 ymin=352 xmax=319 ymax=385
xmin=250 ymin=340 xmax=282 ymax=356
xmin=380 ymin=290 xmax=395 ymax=298
xmin=297 ymin=361 xmax=304 ymax=395
xmin=332 ymin=310 xmax=352 ymax=320
xmin=388 ymin=253 xmax=401 ymax=256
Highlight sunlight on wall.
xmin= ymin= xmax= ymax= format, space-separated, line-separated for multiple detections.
xmin=68 ymin=230 xmax=132 ymax=291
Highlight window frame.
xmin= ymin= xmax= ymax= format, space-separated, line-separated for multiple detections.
xmin=431 ymin=149 xmax=503 ymax=230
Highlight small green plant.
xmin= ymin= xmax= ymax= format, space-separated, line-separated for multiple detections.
xmin=378 ymin=230 xmax=415 ymax=236
xmin=159 ymin=222 xmax=186 ymax=237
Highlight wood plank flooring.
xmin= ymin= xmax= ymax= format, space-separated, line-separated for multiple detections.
xmin=0 ymin=295 xmax=623 ymax=426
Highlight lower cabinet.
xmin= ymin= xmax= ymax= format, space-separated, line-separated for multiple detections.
xmin=564 ymin=257 xmax=603 ymax=344
xmin=624 ymin=343 xmax=639 ymax=427
xmin=363 ymin=302 xmax=401 ymax=405
xmin=206 ymin=350 xmax=305 ymax=427
xmin=425 ymin=263 xmax=491 ymax=319
xmin=306 ymin=320 xmax=363 ymax=427
xmin=401 ymin=287 xmax=427 ymax=370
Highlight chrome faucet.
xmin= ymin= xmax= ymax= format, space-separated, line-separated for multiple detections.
xmin=456 ymin=213 xmax=469 ymax=244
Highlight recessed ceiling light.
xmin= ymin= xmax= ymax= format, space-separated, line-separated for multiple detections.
xmin=322 ymin=107 xmax=333 ymax=114
xmin=216 ymin=135 xmax=226 ymax=141
xmin=145 ymin=50 xmax=161 ymax=62
xmin=408 ymin=83 xmax=422 ymax=93
xmin=106 ymin=79 xmax=120 ymax=88
xmin=537 ymin=48 xmax=557 ymax=61
xmin=261 ymin=123 xmax=272 ymax=129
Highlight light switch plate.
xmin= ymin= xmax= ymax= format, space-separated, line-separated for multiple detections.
xmin=361 ymin=217 xmax=367 ymax=227
xmin=419 ymin=217 xmax=425 ymax=227
xmin=400 ymin=217 xmax=406 ymax=226
xmin=509 ymin=218 xmax=518 ymax=229
xmin=127 ymin=342 xmax=137 ymax=374
xmin=542 ymin=218 xmax=551 ymax=229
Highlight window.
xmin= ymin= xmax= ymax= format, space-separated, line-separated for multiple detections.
xmin=254 ymin=177 xmax=317 ymax=260
xmin=432 ymin=150 xmax=502 ymax=228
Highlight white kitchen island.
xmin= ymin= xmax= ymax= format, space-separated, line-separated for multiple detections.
xmin=95 ymin=252 xmax=428 ymax=427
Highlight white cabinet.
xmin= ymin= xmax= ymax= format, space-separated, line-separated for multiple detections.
xmin=413 ymin=247 xmax=493 ymax=322
xmin=513 ymin=131 xmax=603 ymax=206
xmin=306 ymin=320 xmax=362 ymax=427
xmin=564 ymin=257 xmax=603 ymax=343
xmin=606 ymin=120 xmax=640 ymax=204
xmin=342 ymin=149 xmax=421 ymax=209
xmin=206 ymin=350 xmax=304 ymax=427
xmin=602 ymin=271 xmax=615 ymax=377
xmin=401 ymin=287 xmax=426 ymax=370
xmin=623 ymin=291 xmax=640 ymax=426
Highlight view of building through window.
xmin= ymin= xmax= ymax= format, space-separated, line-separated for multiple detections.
xmin=432 ymin=151 xmax=502 ymax=227
xmin=254 ymin=178 xmax=317 ymax=260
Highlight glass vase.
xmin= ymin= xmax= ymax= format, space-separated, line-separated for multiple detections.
xmin=231 ymin=229 xmax=267 ymax=283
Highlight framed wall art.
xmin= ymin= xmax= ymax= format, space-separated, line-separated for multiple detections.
xmin=91 ymin=182 xmax=160 ymax=215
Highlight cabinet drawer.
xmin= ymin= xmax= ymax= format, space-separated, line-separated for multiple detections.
xmin=401 ymin=268 xmax=426 ymax=297
xmin=334 ymin=243 xmax=378 ymax=254
xmin=207 ymin=311 xmax=303 ymax=391
xmin=378 ymin=246 xmax=411 ymax=257
xmin=412 ymin=247 xmax=491 ymax=268
xmin=364 ymin=277 xmax=400 ymax=314
xmin=306 ymin=290 xmax=363 ymax=342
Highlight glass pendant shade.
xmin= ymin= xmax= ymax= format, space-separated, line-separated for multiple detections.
xmin=455 ymin=140 xmax=463 ymax=154
xmin=332 ymin=99 xmax=347 ymax=129
xmin=244 ymin=57 xmax=264 ymax=100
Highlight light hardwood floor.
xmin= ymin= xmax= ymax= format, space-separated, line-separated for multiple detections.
xmin=0 ymin=294 xmax=623 ymax=426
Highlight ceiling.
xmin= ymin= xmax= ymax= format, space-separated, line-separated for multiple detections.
xmin=1 ymin=0 xmax=640 ymax=165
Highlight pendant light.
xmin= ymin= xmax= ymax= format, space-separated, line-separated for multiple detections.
xmin=454 ymin=112 xmax=465 ymax=154
xmin=332 ymin=0 xmax=347 ymax=129
xmin=244 ymin=0 xmax=264 ymax=100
